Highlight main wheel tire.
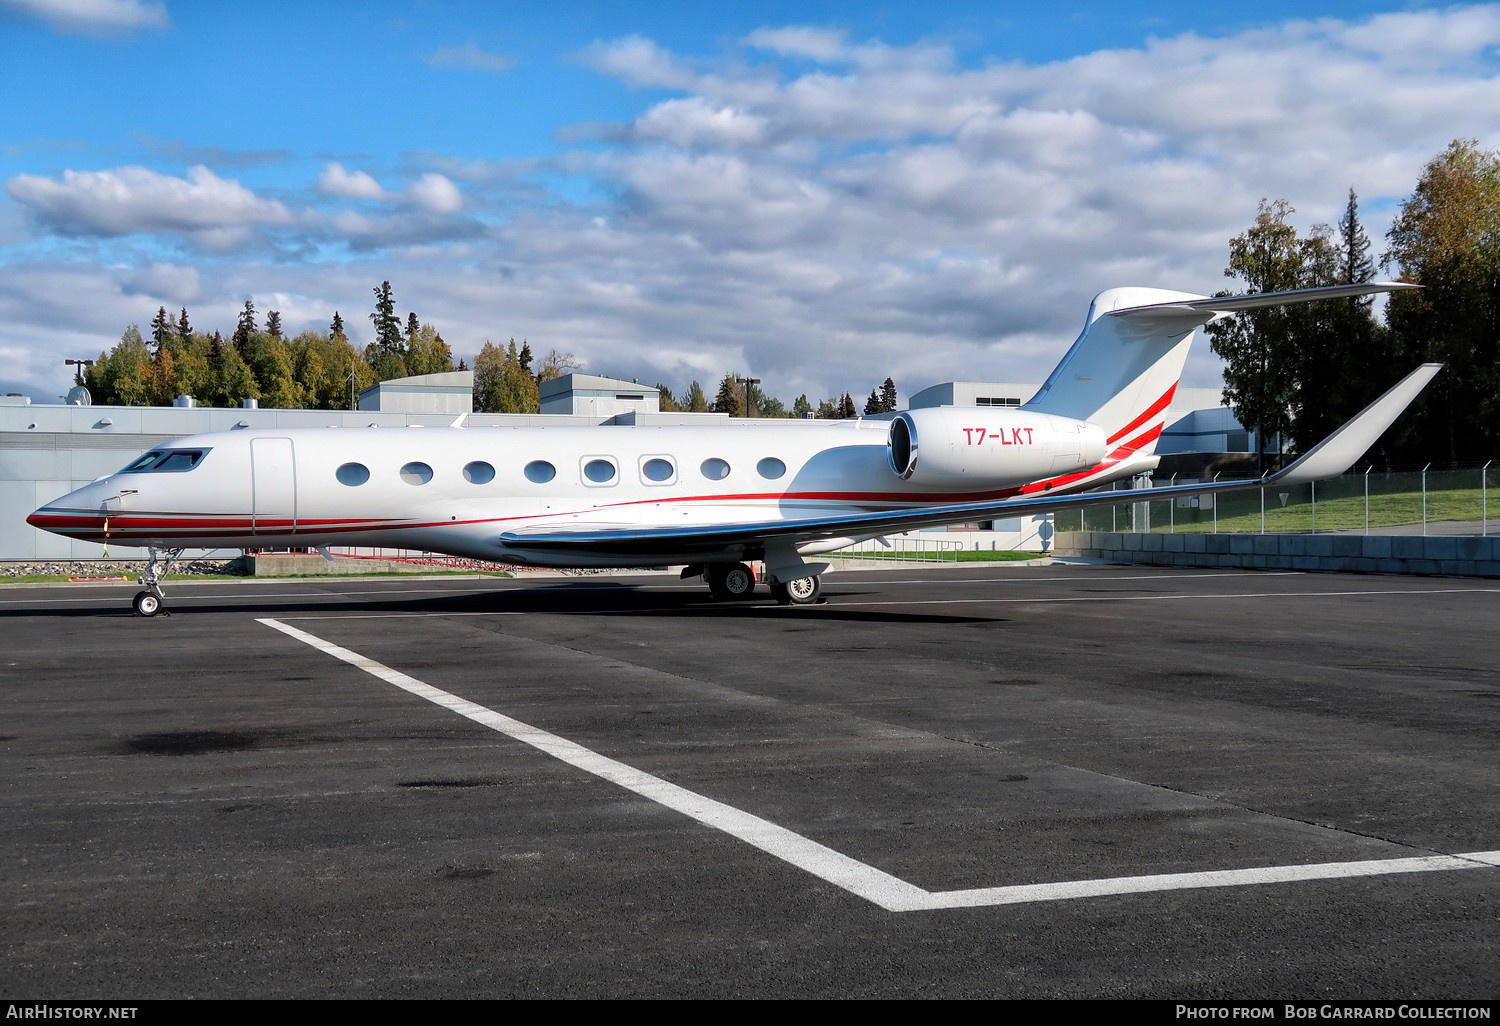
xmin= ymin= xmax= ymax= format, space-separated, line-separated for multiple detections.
xmin=771 ymin=575 xmax=821 ymax=605
xmin=707 ymin=562 xmax=756 ymax=600
xmin=133 ymin=590 xmax=161 ymax=617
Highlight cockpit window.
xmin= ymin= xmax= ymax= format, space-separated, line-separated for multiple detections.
xmin=121 ymin=448 xmax=210 ymax=473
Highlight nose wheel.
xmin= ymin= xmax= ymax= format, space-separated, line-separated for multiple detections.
xmin=131 ymin=546 xmax=182 ymax=616
xmin=770 ymin=575 xmax=822 ymax=605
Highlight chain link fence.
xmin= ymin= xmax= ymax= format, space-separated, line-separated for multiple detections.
xmin=1076 ymin=462 xmax=1499 ymax=535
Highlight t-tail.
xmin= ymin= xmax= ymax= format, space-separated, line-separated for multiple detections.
xmin=1022 ymin=282 xmax=1421 ymax=486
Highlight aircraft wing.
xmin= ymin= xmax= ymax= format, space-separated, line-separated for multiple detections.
xmin=499 ymin=363 xmax=1441 ymax=559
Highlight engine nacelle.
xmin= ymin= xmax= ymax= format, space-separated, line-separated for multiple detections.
xmin=888 ymin=408 xmax=1107 ymax=490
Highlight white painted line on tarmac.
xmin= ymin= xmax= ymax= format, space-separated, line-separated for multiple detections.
xmin=923 ymin=852 xmax=1500 ymax=909
xmin=258 ymin=617 xmax=1500 ymax=913
xmin=258 ymin=616 xmax=931 ymax=912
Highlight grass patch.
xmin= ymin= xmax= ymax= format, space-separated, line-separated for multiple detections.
xmin=1074 ymin=483 xmax=1494 ymax=534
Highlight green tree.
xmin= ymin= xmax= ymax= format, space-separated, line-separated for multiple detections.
xmin=1205 ymin=199 xmax=1318 ymax=471
xmin=370 ymin=281 xmax=403 ymax=356
xmin=880 ymin=377 xmax=898 ymax=413
xmin=243 ymin=332 xmax=303 ymax=408
xmin=1385 ymin=139 xmax=1500 ymax=462
xmin=864 ymin=388 xmax=881 ymax=415
xmin=149 ymin=306 xmax=172 ymax=351
xmin=473 ymin=340 xmax=506 ymax=412
xmin=655 ymin=383 xmax=681 ymax=412
xmin=147 ymin=344 xmax=176 ymax=406
xmin=1292 ymin=191 xmax=1389 ymax=449
xmin=684 ymin=380 xmax=708 ymax=412
xmin=266 ymin=310 xmax=282 ymax=338
xmin=176 ymin=307 xmax=192 ymax=351
xmin=233 ymin=300 xmax=257 ymax=351
xmin=212 ymin=340 xmax=260 ymax=408
xmin=711 ymin=372 xmax=744 ymax=416
xmin=406 ymin=323 xmax=456 ymax=376
xmin=793 ymin=394 xmax=813 ymax=418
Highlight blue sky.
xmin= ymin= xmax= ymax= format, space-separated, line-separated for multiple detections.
xmin=3 ymin=0 xmax=1498 ymax=405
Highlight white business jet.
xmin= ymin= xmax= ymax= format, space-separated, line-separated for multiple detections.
xmin=30 ymin=283 xmax=1438 ymax=616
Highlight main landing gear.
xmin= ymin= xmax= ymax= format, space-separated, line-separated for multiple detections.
xmin=132 ymin=546 xmax=183 ymax=617
xmin=697 ymin=562 xmax=823 ymax=605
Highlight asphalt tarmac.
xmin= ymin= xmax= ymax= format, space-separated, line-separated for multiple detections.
xmin=1 ymin=564 xmax=1496 ymax=999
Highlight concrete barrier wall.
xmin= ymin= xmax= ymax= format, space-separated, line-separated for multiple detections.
xmin=1052 ymin=531 xmax=1500 ymax=578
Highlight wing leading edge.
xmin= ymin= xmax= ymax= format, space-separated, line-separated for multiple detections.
xmin=499 ymin=363 xmax=1442 ymax=560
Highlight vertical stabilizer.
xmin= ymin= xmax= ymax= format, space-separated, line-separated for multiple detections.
xmin=1022 ymin=281 xmax=1421 ymax=469
xmin=1023 ymin=287 xmax=1210 ymax=464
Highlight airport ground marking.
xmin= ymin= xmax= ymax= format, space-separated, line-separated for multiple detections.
xmin=257 ymin=616 xmax=1499 ymax=913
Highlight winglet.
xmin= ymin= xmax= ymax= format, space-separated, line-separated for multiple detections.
xmin=1267 ymin=363 xmax=1442 ymax=486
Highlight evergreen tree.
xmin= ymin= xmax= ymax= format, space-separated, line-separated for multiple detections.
xmin=864 ymin=389 xmax=882 ymax=415
xmin=330 ymin=311 xmax=345 ymax=340
xmin=1294 ymin=191 xmax=1387 ymax=449
xmin=406 ymin=311 xmax=420 ymax=342
xmin=149 ymin=306 xmax=171 ymax=351
xmin=266 ymin=310 xmax=282 ymax=338
xmin=839 ymin=392 xmax=856 ymax=418
xmin=880 ymin=377 xmax=898 ymax=412
xmin=177 ymin=307 xmax=192 ymax=350
xmin=370 ymin=281 xmax=403 ymax=355
xmin=712 ymin=372 xmax=744 ymax=416
xmin=793 ymin=394 xmax=813 ymax=418
xmin=655 ymin=383 xmax=681 ymax=412
xmin=233 ymin=300 xmax=257 ymax=351
xmin=684 ymin=380 xmax=708 ymax=412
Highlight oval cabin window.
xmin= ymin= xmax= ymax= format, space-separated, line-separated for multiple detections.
xmin=400 ymin=462 xmax=433 ymax=485
xmin=642 ymin=458 xmax=674 ymax=483
xmin=336 ymin=463 xmax=370 ymax=486
xmin=701 ymin=458 xmax=731 ymax=481
xmin=463 ymin=461 xmax=495 ymax=485
xmin=756 ymin=457 xmax=786 ymax=480
xmin=525 ymin=460 xmax=556 ymax=484
xmin=583 ymin=458 xmax=617 ymax=484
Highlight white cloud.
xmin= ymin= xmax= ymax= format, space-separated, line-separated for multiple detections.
xmin=408 ymin=173 xmax=463 ymax=214
xmin=317 ymin=163 xmax=389 ymax=201
xmin=427 ymin=42 xmax=514 ymax=72
xmin=5 ymin=165 xmax=293 ymax=241
xmin=577 ymin=34 xmax=702 ymax=91
xmin=742 ymin=26 xmax=850 ymax=62
xmin=0 ymin=0 xmax=168 ymax=36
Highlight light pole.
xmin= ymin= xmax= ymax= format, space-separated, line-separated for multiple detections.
xmin=736 ymin=376 xmax=760 ymax=418
xmin=64 ymin=358 xmax=93 ymax=385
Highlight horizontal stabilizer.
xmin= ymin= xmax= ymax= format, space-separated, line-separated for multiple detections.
xmin=1110 ymin=282 xmax=1418 ymax=319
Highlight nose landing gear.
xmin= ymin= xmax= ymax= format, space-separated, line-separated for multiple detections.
xmin=132 ymin=546 xmax=183 ymax=617
xmin=769 ymin=574 xmax=822 ymax=605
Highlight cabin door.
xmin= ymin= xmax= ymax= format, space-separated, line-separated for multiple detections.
xmin=251 ymin=437 xmax=297 ymax=537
